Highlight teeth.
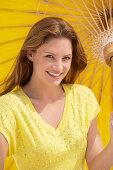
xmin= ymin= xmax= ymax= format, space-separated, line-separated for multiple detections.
xmin=48 ymin=72 xmax=61 ymax=76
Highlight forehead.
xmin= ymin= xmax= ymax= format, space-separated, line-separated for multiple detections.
xmin=36 ymin=38 xmax=72 ymax=53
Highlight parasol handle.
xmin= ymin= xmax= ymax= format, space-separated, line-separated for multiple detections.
xmin=111 ymin=57 xmax=113 ymax=108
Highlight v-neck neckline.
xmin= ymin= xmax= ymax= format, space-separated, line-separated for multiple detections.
xmin=18 ymin=84 xmax=69 ymax=134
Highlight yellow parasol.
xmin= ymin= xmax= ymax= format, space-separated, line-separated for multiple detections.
xmin=0 ymin=0 xmax=113 ymax=169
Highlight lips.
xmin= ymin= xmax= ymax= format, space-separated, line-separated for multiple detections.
xmin=47 ymin=71 xmax=62 ymax=78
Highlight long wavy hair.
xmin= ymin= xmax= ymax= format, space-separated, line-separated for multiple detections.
xmin=0 ymin=17 xmax=87 ymax=96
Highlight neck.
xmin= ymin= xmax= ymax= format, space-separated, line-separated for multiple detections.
xmin=22 ymin=79 xmax=64 ymax=102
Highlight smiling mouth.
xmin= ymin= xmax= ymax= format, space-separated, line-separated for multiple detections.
xmin=47 ymin=71 xmax=62 ymax=78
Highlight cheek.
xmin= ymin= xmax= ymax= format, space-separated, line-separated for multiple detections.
xmin=34 ymin=60 xmax=52 ymax=72
xmin=65 ymin=62 xmax=72 ymax=70
xmin=40 ymin=61 xmax=52 ymax=68
xmin=63 ymin=63 xmax=71 ymax=76
xmin=33 ymin=58 xmax=45 ymax=67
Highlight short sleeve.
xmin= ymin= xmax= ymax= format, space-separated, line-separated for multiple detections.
xmin=87 ymin=88 xmax=101 ymax=120
xmin=0 ymin=95 xmax=16 ymax=157
xmin=84 ymin=86 xmax=101 ymax=134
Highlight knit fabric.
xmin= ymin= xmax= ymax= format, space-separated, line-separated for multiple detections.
xmin=0 ymin=84 xmax=101 ymax=170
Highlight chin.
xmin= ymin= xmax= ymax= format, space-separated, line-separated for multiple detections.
xmin=47 ymin=80 xmax=62 ymax=87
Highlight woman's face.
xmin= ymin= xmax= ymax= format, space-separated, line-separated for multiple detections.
xmin=27 ymin=38 xmax=72 ymax=87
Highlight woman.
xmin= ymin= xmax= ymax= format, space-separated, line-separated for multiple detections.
xmin=0 ymin=17 xmax=113 ymax=170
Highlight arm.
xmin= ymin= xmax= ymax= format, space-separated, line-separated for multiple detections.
xmin=86 ymin=116 xmax=113 ymax=170
xmin=0 ymin=133 xmax=9 ymax=170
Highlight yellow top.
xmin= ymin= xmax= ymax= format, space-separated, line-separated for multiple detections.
xmin=0 ymin=84 xmax=101 ymax=170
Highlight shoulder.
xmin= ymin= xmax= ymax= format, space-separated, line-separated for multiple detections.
xmin=62 ymin=83 xmax=93 ymax=96
xmin=62 ymin=83 xmax=90 ymax=90
xmin=62 ymin=83 xmax=98 ymax=107
xmin=0 ymin=88 xmax=21 ymax=110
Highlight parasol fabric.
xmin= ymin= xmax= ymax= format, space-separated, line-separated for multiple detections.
xmin=0 ymin=0 xmax=113 ymax=169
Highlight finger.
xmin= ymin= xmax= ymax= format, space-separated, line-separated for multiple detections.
xmin=110 ymin=111 xmax=113 ymax=119
xmin=110 ymin=111 xmax=113 ymax=132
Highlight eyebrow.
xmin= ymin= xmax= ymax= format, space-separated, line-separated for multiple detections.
xmin=44 ymin=52 xmax=72 ymax=56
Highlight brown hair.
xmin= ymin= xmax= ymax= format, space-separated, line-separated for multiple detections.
xmin=0 ymin=17 xmax=87 ymax=96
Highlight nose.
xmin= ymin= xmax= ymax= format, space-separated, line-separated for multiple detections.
xmin=52 ymin=60 xmax=63 ymax=72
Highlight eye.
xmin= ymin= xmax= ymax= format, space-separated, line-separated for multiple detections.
xmin=63 ymin=56 xmax=71 ymax=60
xmin=45 ymin=55 xmax=53 ymax=59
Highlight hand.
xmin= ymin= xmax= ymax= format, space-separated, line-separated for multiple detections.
xmin=109 ymin=112 xmax=113 ymax=154
xmin=110 ymin=111 xmax=113 ymax=133
xmin=110 ymin=112 xmax=113 ymax=143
